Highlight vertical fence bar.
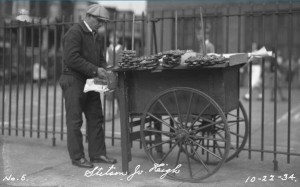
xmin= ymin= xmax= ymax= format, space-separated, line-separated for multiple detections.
xmin=102 ymin=20 xmax=108 ymax=141
xmin=150 ymin=11 xmax=154 ymax=54
xmin=139 ymin=11 xmax=146 ymax=149
xmin=16 ymin=21 xmax=20 ymax=136
xmin=181 ymin=9 xmax=185 ymax=49
xmin=193 ymin=8 xmax=196 ymax=51
xmin=260 ymin=4 xmax=266 ymax=161
xmin=104 ymin=20 xmax=107 ymax=62
xmin=248 ymin=3 xmax=254 ymax=160
xmin=261 ymin=3 xmax=266 ymax=161
xmin=103 ymin=93 xmax=106 ymax=135
xmin=37 ymin=19 xmax=42 ymax=138
xmin=52 ymin=21 xmax=58 ymax=147
xmin=45 ymin=18 xmax=50 ymax=139
xmin=102 ymin=20 xmax=107 ymax=137
xmin=140 ymin=11 xmax=146 ymax=149
xmin=203 ymin=7 xmax=206 ymax=52
xmin=141 ymin=12 xmax=145 ymax=56
xmin=287 ymin=2 xmax=293 ymax=164
xmin=30 ymin=19 xmax=34 ymax=138
xmin=61 ymin=16 xmax=66 ymax=141
xmin=152 ymin=16 xmax=158 ymax=54
xmin=219 ymin=7 xmax=224 ymax=53
xmin=8 ymin=22 xmax=12 ymax=136
xmin=111 ymin=90 xmax=115 ymax=146
xmin=211 ymin=5 xmax=216 ymax=53
xmin=160 ymin=9 xmax=164 ymax=52
xmin=112 ymin=13 xmax=117 ymax=66
xmin=122 ymin=13 xmax=125 ymax=51
xmin=237 ymin=4 xmax=241 ymax=53
xmin=273 ymin=3 xmax=279 ymax=171
xmin=236 ymin=3 xmax=242 ymax=155
xmin=171 ymin=10 xmax=175 ymax=50
xmin=22 ymin=24 xmax=27 ymax=137
xmin=132 ymin=14 xmax=135 ymax=50
xmin=174 ymin=10 xmax=177 ymax=50
xmin=1 ymin=23 xmax=6 ymax=135
xmin=111 ymin=13 xmax=117 ymax=146
xmin=225 ymin=6 xmax=229 ymax=53
xmin=111 ymin=91 xmax=115 ymax=146
xmin=199 ymin=8 xmax=205 ymax=54
xmin=214 ymin=6 xmax=219 ymax=53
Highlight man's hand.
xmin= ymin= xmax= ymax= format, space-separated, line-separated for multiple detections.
xmin=97 ymin=67 xmax=108 ymax=79
xmin=93 ymin=77 xmax=107 ymax=85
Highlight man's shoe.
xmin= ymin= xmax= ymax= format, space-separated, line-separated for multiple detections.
xmin=72 ymin=158 xmax=94 ymax=168
xmin=90 ymin=155 xmax=117 ymax=164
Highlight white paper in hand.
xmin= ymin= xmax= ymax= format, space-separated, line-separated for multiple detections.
xmin=84 ymin=79 xmax=109 ymax=93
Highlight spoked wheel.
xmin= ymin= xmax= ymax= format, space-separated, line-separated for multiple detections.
xmin=221 ymin=101 xmax=249 ymax=162
xmin=140 ymin=87 xmax=230 ymax=182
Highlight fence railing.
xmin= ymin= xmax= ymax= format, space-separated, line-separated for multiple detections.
xmin=1 ymin=4 xmax=300 ymax=171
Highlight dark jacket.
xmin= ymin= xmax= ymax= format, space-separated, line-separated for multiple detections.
xmin=62 ymin=21 xmax=106 ymax=82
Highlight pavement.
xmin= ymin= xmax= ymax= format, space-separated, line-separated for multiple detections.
xmin=0 ymin=132 xmax=300 ymax=187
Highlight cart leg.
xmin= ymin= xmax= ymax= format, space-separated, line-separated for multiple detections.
xmin=120 ymin=114 xmax=130 ymax=173
xmin=118 ymin=73 xmax=130 ymax=174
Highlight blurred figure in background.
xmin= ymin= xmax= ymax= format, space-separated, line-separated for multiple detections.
xmin=106 ymin=32 xmax=123 ymax=68
xmin=205 ymin=34 xmax=215 ymax=54
xmin=33 ymin=62 xmax=47 ymax=84
xmin=269 ymin=49 xmax=287 ymax=101
xmin=244 ymin=42 xmax=263 ymax=101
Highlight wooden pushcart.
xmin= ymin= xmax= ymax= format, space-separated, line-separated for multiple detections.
xmin=113 ymin=54 xmax=249 ymax=182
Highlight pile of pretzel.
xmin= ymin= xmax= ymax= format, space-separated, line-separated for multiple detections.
xmin=159 ymin=50 xmax=186 ymax=68
xmin=139 ymin=55 xmax=160 ymax=70
xmin=118 ymin=50 xmax=138 ymax=69
xmin=118 ymin=49 xmax=189 ymax=70
xmin=184 ymin=54 xmax=228 ymax=67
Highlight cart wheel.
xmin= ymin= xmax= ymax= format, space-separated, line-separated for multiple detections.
xmin=223 ymin=101 xmax=249 ymax=162
xmin=140 ymin=87 xmax=230 ymax=182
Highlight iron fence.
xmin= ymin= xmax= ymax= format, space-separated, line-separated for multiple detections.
xmin=1 ymin=3 xmax=300 ymax=171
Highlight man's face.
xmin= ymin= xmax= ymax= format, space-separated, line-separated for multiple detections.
xmin=90 ymin=16 xmax=106 ymax=30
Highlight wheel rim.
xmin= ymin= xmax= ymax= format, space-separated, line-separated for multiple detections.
xmin=225 ymin=101 xmax=249 ymax=162
xmin=213 ymin=101 xmax=249 ymax=162
xmin=140 ymin=87 xmax=230 ymax=182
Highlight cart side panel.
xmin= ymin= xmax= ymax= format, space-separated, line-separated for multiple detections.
xmin=224 ymin=66 xmax=240 ymax=112
xmin=127 ymin=68 xmax=227 ymax=115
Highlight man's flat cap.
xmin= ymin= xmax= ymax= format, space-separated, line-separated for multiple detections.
xmin=86 ymin=4 xmax=110 ymax=22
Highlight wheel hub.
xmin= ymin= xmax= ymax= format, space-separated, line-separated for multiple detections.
xmin=176 ymin=129 xmax=189 ymax=139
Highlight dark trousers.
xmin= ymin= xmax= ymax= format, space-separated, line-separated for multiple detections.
xmin=59 ymin=74 xmax=106 ymax=160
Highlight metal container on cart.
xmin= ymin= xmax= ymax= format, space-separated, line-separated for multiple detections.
xmin=113 ymin=53 xmax=249 ymax=182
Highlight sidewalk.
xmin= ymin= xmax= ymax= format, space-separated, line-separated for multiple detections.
xmin=0 ymin=134 xmax=299 ymax=187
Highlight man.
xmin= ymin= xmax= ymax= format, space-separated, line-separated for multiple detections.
xmin=59 ymin=4 xmax=117 ymax=168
